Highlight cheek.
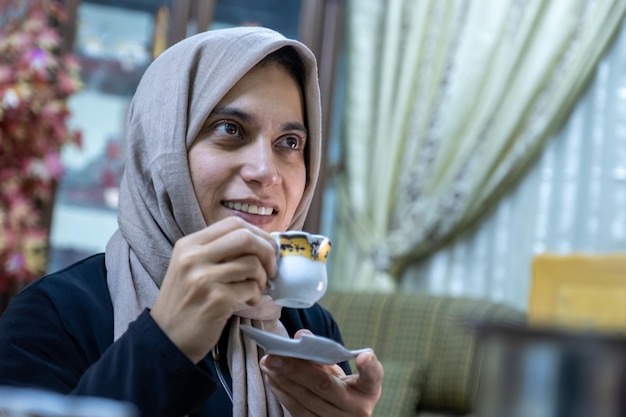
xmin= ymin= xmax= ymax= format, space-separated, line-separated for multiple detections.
xmin=188 ymin=151 xmax=221 ymax=202
xmin=285 ymin=164 xmax=307 ymax=207
xmin=188 ymin=153 xmax=204 ymax=194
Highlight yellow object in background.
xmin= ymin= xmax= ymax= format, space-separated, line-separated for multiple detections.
xmin=529 ymin=254 xmax=626 ymax=333
xmin=23 ymin=230 xmax=49 ymax=277
xmin=152 ymin=6 xmax=169 ymax=58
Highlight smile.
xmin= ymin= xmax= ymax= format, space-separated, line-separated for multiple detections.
xmin=223 ymin=201 xmax=274 ymax=216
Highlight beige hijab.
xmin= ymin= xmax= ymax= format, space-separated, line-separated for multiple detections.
xmin=105 ymin=27 xmax=322 ymax=417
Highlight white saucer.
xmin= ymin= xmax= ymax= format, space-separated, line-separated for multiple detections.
xmin=240 ymin=325 xmax=372 ymax=365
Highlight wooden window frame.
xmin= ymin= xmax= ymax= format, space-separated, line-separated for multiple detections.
xmin=60 ymin=0 xmax=345 ymax=233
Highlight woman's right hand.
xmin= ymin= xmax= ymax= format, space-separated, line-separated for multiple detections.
xmin=149 ymin=217 xmax=278 ymax=363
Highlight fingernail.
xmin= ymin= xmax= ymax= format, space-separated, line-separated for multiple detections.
xmin=267 ymin=356 xmax=283 ymax=369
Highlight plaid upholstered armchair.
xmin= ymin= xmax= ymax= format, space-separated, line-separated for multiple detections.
xmin=319 ymin=292 xmax=526 ymax=417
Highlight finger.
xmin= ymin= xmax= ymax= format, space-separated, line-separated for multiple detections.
xmin=294 ymin=328 xmax=313 ymax=338
xmin=195 ymin=254 xmax=269 ymax=290
xmin=262 ymin=375 xmax=319 ymax=417
xmin=227 ymin=279 xmax=264 ymax=306
xmin=351 ymin=352 xmax=384 ymax=396
xmin=206 ymin=279 xmax=264 ymax=314
xmin=177 ymin=222 xmax=277 ymax=277
xmin=261 ymin=356 xmax=356 ymax=413
xmin=188 ymin=217 xmax=274 ymax=247
xmin=210 ymin=230 xmax=276 ymax=275
xmin=265 ymin=381 xmax=342 ymax=417
xmin=261 ymin=357 xmax=344 ymax=417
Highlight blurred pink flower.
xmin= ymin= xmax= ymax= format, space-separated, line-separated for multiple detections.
xmin=0 ymin=66 xmax=12 ymax=83
xmin=5 ymin=252 xmax=25 ymax=274
xmin=0 ymin=0 xmax=81 ymax=290
xmin=45 ymin=152 xmax=64 ymax=179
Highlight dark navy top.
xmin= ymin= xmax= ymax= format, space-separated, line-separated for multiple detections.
xmin=0 ymin=254 xmax=348 ymax=417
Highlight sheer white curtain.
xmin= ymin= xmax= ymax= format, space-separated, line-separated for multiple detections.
xmin=401 ymin=17 xmax=626 ymax=311
xmin=330 ymin=0 xmax=626 ymax=292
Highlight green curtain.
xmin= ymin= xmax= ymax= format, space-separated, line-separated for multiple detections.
xmin=331 ymin=0 xmax=626 ymax=291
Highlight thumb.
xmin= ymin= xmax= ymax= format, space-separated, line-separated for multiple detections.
xmin=353 ymin=352 xmax=384 ymax=395
xmin=294 ymin=328 xmax=313 ymax=339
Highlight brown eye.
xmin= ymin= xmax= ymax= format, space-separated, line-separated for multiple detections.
xmin=277 ymin=136 xmax=303 ymax=150
xmin=215 ymin=121 xmax=241 ymax=137
xmin=224 ymin=123 xmax=238 ymax=135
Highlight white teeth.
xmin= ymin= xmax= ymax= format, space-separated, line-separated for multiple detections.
xmin=224 ymin=201 xmax=273 ymax=216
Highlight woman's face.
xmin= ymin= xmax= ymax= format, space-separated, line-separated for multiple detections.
xmin=188 ymin=63 xmax=308 ymax=232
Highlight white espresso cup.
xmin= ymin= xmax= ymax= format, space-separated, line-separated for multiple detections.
xmin=268 ymin=231 xmax=331 ymax=308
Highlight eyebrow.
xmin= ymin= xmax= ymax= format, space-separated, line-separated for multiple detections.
xmin=211 ymin=106 xmax=254 ymax=123
xmin=210 ymin=106 xmax=308 ymax=136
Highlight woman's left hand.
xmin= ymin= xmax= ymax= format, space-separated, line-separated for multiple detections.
xmin=259 ymin=330 xmax=383 ymax=417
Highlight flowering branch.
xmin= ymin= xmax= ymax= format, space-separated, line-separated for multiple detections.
xmin=0 ymin=0 xmax=81 ymax=292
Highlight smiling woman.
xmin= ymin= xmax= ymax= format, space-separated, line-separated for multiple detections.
xmin=0 ymin=26 xmax=383 ymax=417
xmin=188 ymin=54 xmax=307 ymax=232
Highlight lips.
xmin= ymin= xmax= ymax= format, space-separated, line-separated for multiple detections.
xmin=223 ymin=201 xmax=275 ymax=216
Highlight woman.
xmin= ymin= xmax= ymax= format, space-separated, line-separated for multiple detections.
xmin=0 ymin=27 xmax=383 ymax=417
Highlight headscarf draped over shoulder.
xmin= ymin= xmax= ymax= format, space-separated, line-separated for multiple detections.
xmin=105 ymin=28 xmax=322 ymax=417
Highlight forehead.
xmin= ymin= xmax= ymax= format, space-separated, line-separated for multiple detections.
xmin=212 ymin=64 xmax=304 ymax=117
xmin=224 ymin=62 xmax=301 ymax=97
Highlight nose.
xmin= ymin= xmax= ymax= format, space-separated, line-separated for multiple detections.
xmin=240 ymin=140 xmax=281 ymax=187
